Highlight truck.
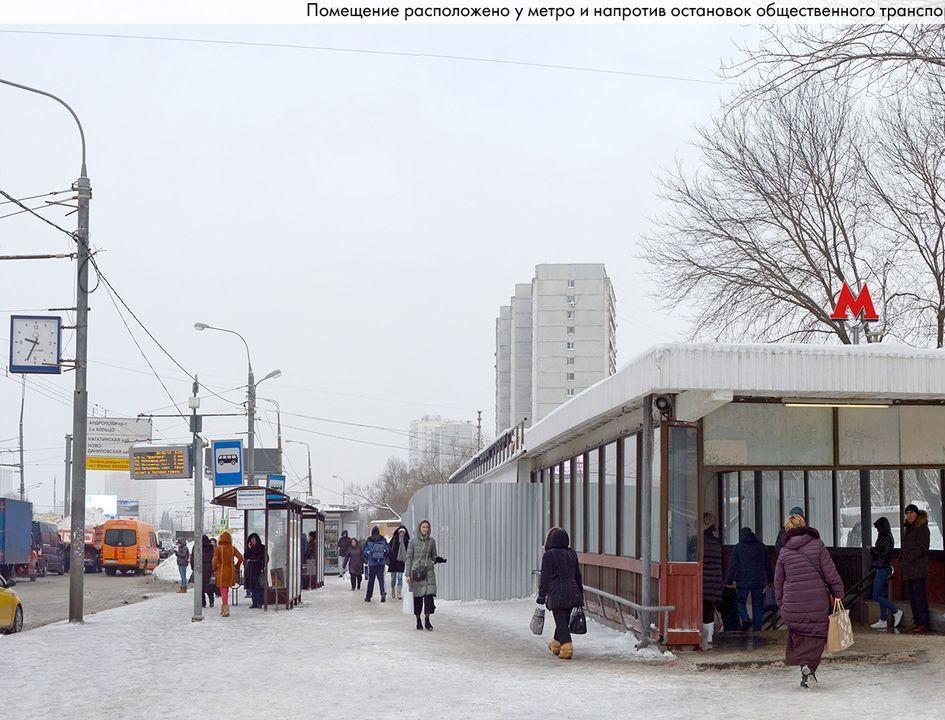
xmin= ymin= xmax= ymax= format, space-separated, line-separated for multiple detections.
xmin=0 ymin=498 xmax=35 ymax=581
xmin=60 ymin=524 xmax=105 ymax=573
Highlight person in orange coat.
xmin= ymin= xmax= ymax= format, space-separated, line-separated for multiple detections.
xmin=212 ymin=531 xmax=243 ymax=617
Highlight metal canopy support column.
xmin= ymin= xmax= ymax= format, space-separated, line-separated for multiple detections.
xmin=639 ymin=394 xmax=654 ymax=648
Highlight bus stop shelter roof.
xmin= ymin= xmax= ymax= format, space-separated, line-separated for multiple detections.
xmin=211 ymin=487 xmax=324 ymax=519
xmin=526 ymin=342 xmax=945 ymax=456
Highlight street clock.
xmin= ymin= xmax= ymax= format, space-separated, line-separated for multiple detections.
xmin=9 ymin=315 xmax=62 ymax=374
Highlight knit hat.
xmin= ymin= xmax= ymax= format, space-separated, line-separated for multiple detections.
xmin=789 ymin=506 xmax=805 ymax=518
xmin=904 ymin=504 xmax=920 ymax=514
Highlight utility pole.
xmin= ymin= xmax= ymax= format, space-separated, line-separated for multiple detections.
xmin=18 ymin=377 xmax=25 ymax=501
xmin=247 ymin=367 xmax=256 ymax=485
xmin=63 ymin=434 xmax=72 ymax=516
xmin=476 ymin=410 xmax=482 ymax=451
xmin=190 ymin=376 xmax=204 ymax=622
xmin=53 ymin=475 xmax=57 ymax=516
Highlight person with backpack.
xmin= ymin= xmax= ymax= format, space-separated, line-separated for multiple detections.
xmin=405 ymin=519 xmax=445 ymax=630
xmin=775 ymin=513 xmax=844 ymax=689
xmin=342 ymin=536 xmax=364 ymax=590
xmin=537 ymin=527 xmax=584 ymax=660
xmin=725 ymin=526 xmax=773 ymax=631
xmin=869 ymin=517 xmax=902 ymax=629
xmin=174 ymin=539 xmax=190 ymax=593
xmin=387 ymin=525 xmax=410 ymax=601
xmin=363 ymin=527 xmax=390 ymax=603
xmin=901 ymin=503 xmax=931 ymax=633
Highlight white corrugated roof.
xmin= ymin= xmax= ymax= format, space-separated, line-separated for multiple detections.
xmin=526 ymin=342 xmax=945 ymax=455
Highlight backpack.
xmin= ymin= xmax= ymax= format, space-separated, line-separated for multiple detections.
xmin=368 ymin=540 xmax=387 ymax=563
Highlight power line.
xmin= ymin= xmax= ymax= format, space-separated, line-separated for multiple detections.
xmin=0 ymin=187 xmax=76 ymax=240
xmin=0 ymin=29 xmax=726 ymax=87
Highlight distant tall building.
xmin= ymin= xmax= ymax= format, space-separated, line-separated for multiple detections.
xmin=495 ymin=307 xmax=512 ymax=436
xmin=494 ymin=264 xmax=616 ymax=431
xmin=409 ymin=415 xmax=480 ymax=472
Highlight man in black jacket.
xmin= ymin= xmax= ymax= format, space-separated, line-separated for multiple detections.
xmin=869 ymin=517 xmax=901 ymax=629
xmin=901 ymin=504 xmax=931 ymax=633
xmin=725 ymin=527 xmax=773 ymax=632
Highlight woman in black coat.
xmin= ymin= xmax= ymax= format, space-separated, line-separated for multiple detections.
xmin=189 ymin=535 xmax=216 ymax=608
xmin=537 ymin=527 xmax=584 ymax=660
xmin=244 ymin=533 xmax=267 ymax=609
xmin=702 ymin=513 xmax=724 ymax=647
xmin=870 ymin=516 xmax=901 ymax=628
xmin=387 ymin=525 xmax=410 ymax=601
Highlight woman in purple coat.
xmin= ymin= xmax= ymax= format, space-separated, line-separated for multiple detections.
xmin=774 ymin=514 xmax=844 ymax=689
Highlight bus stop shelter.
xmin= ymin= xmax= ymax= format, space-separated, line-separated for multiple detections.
xmin=212 ymin=488 xmax=323 ymax=611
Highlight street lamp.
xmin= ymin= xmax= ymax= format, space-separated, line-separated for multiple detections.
xmin=26 ymin=482 xmax=42 ymax=499
xmin=194 ymin=322 xmax=280 ymax=486
xmin=287 ymin=439 xmax=312 ymax=499
xmin=259 ymin=397 xmax=283 ymax=473
xmin=332 ymin=474 xmax=347 ymax=505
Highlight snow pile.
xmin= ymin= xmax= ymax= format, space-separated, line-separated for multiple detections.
xmin=153 ymin=542 xmax=192 ymax=583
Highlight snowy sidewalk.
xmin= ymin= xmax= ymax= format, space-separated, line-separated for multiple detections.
xmin=4 ymin=579 xmax=943 ymax=719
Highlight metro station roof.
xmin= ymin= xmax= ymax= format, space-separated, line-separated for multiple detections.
xmin=525 ymin=342 xmax=945 ymax=456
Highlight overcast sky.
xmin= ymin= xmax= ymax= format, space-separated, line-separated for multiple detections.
xmin=0 ymin=23 xmax=758 ymax=517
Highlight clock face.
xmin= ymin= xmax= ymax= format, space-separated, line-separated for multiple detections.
xmin=10 ymin=315 xmax=61 ymax=374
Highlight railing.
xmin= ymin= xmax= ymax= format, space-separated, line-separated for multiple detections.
xmin=762 ymin=568 xmax=878 ymax=631
xmin=582 ymin=584 xmax=675 ymax=648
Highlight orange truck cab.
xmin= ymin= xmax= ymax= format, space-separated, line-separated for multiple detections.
xmin=101 ymin=520 xmax=159 ymax=576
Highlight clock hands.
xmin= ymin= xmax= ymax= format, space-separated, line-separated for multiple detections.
xmin=25 ymin=337 xmax=39 ymax=361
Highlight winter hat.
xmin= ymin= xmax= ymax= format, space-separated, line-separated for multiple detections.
xmin=905 ymin=504 xmax=920 ymax=514
xmin=789 ymin=506 xmax=805 ymax=518
xmin=370 ymin=527 xmax=380 ymax=537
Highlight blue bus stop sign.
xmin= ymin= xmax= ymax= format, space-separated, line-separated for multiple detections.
xmin=212 ymin=440 xmax=244 ymax=487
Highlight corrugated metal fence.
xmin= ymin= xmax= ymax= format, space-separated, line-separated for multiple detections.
xmin=403 ymin=482 xmax=543 ymax=601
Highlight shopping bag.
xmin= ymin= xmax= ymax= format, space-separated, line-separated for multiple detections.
xmin=826 ymin=599 xmax=854 ymax=652
xmin=568 ymin=607 xmax=588 ymax=635
xmin=530 ymin=607 xmax=545 ymax=635
xmin=401 ymin=573 xmax=414 ymax=615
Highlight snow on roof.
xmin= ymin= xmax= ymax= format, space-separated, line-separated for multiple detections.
xmin=526 ymin=342 xmax=945 ymax=455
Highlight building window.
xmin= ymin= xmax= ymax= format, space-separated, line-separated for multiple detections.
xmin=587 ymin=449 xmax=599 ymax=552
xmin=566 ymin=341 xmax=575 ymax=350
xmin=566 ymin=372 xmax=575 ymax=381
xmin=567 ymin=310 xmax=575 ymax=320
xmin=621 ymin=435 xmax=637 ymax=558
xmin=603 ymin=442 xmax=617 ymax=555
xmin=573 ymin=456 xmax=584 ymax=552
xmin=904 ymin=469 xmax=943 ymax=550
xmin=567 ymin=326 xmax=575 ymax=334
xmin=809 ymin=470 xmax=835 ymax=546
xmin=561 ymin=461 xmax=571 ymax=539
xmin=838 ymin=470 xmax=862 ymax=548
xmin=566 ymin=357 xmax=575 ymax=365
xmin=567 ymin=279 xmax=575 ymax=288
xmin=566 ymin=388 xmax=575 ymax=397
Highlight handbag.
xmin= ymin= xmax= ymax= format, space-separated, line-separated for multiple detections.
xmin=410 ymin=566 xmax=427 ymax=582
xmin=568 ymin=607 xmax=588 ymax=635
xmin=530 ymin=607 xmax=545 ymax=635
xmin=826 ymin=599 xmax=854 ymax=652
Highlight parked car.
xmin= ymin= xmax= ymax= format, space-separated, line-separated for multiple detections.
xmin=32 ymin=521 xmax=65 ymax=576
xmin=101 ymin=519 xmax=160 ymax=576
xmin=0 ymin=572 xmax=23 ymax=634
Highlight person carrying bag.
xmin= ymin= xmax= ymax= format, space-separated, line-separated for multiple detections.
xmin=536 ymin=527 xmax=584 ymax=660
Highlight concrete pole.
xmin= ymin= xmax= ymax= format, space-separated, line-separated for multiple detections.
xmin=18 ymin=377 xmax=25 ymax=501
xmin=63 ymin=434 xmax=72 ymax=516
xmin=192 ymin=377 xmax=204 ymax=622
xmin=69 ymin=169 xmax=91 ymax=623
xmin=639 ymin=394 xmax=654 ymax=648
xmin=306 ymin=445 xmax=312 ymax=500
xmin=247 ymin=369 xmax=255 ymax=486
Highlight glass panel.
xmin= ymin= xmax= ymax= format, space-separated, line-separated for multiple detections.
xmin=651 ymin=429 xmax=661 ymax=555
xmin=722 ymin=472 xmax=739 ymax=545
xmin=703 ymin=403 xmax=832 ymax=466
xmin=808 ymin=471 xmax=834 ymax=546
xmin=740 ymin=472 xmax=756 ymax=537
xmin=587 ymin=450 xmax=599 ymax=553
xmin=761 ymin=471 xmax=780 ymax=545
xmin=783 ymin=471 xmax=805 ymax=520
xmin=704 ymin=472 xmax=719 ymax=531
xmin=838 ymin=470 xmax=862 ymax=548
xmin=549 ymin=465 xmax=557 ymax=527
xmin=903 ymin=469 xmax=943 ymax=550
xmin=668 ymin=427 xmax=699 ymax=562
xmin=870 ymin=469 xmax=900 ymax=547
xmin=561 ymin=461 xmax=571 ymax=540
xmin=542 ymin=469 xmax=551 ymax=531
xmin=267 ymin=510 xmax=287 ymax=592
xmin=900 ymin=407 xmax=945 ymax=464
xmin=603 ymin=442 xmax=617 ymax=555
xmin=573 ymin=456 xmax=584 ymax=552
xmin=838 ymin=408 xmax=901 ymax=465
xmin=621 ymin=435 xmax=637 ymax=558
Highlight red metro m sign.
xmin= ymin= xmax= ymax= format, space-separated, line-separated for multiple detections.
xmin=830 ymin=283 xmax=880 ymax=322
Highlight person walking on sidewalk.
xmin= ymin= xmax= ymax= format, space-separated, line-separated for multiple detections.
xmin=190 ymin=535 xmax=216 ymax=608
xmin=175 ymin=539 xmax=190 ymax=593
xmin=363 ymin=527 xmax=390 ymax=603
xmin=702 ymin=513 xmax=724 ymax=648
xmin=537 ymin=527 xmax=584 ymax=660
xmin=406 ymin=519 xmax=445 ymax=630
xmin=244 ymin=533 xmax=267 ymax=609
xmin=725 ymin=526 xmax=773 ymax=631
xmin=388 ymin=525 xmax=410 ymax=601
xmin=775 ymin=513 xmax=844 ymax=689
xmin=342 ymin=537 xmax=364 ymax=590
xmin=901 ymin=503 xmax=931 ymax=633
xmin=869 ymin=517 xmax=902 ymax=629
xmin=212 ymin=531 xmax=243 ymax=617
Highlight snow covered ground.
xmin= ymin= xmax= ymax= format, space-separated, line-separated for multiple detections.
xmin=4 ymin=580 xmax=942 ymax=719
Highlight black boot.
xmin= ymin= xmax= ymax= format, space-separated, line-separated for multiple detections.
xmin=424 ymin=614 xmax=433 ymax=631
xmin=381 ymin=594 xmax=386 ymax=603
xmin=416 ymin=614 xmax=423 ymax=630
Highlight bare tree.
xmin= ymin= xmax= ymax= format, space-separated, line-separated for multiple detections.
xmin=642 ymin=84 xmax=898 ymax=343
xmin=863 ymin=82 xmax=945 ymax=347
xmin=727 ymin=25 xmax=945 ymax=102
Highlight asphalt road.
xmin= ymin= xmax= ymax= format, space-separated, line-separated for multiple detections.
xmin=11 ymin=570 xmax=178 ymax=631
